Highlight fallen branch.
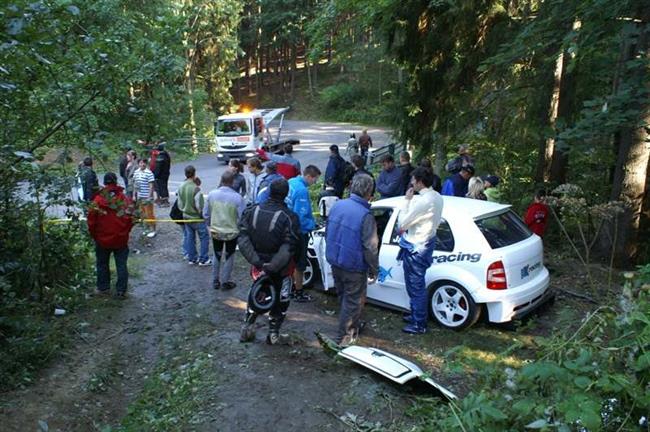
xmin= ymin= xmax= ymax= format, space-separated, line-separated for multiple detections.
xmin=557 ymin=288 xmax=599 ymax=304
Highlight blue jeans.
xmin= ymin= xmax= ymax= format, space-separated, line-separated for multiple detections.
xmin=184 ymin=222 xmax=210 ymax=263
xmin=400 ymin=237 xmax=436 ymax=329
xmin=95 ymin=244 xmax=129 ymax=294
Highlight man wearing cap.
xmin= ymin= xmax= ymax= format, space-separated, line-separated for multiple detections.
xmin=153 ymin=142 xmax=171 ymax=207
xmin=325 ymin=145 xmax=346 ymax=198
xmin=87 ymin=173 xmax=135 ymax=299
xmin=483 ymin=175 xmax=502 ymax=203
xmin=441 ymin=165 xmax=474 ymax=197
xmin=238 ymin=178 xmax=301 ymax=344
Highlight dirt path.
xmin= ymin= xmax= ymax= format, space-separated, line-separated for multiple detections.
xmin=0 ymin=208 xmax=434 ymax=431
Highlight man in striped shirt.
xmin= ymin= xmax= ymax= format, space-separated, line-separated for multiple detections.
xmin=132 ymin=158 xmax=157 ymax=238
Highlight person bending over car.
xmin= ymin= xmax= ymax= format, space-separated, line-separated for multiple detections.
xmin=325 ymin=174 xmax=379 ymax=347
xmin=238 ymin=179 xmax=301 ymax=345
xmin=397 ymin=167 xmax=444 ymax=334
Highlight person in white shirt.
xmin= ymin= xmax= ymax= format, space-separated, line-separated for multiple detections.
xmin=396 ymin=167 xmax=443 ymax=334
xmin=132 ymin=158 xmax=157 ymax=237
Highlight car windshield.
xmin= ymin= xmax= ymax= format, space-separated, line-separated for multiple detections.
xmin=475 ymin=209 xmax=532 ymax=249
xmin=215 ymin=119 xmax=252 ymax=136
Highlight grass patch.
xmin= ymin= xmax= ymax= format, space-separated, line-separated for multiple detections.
xmin=113 ymin=352 xmax=216 ymax=432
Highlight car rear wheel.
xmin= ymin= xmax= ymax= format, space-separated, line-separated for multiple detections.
xmin=429 ymin=282 xmax=480 ymax=330
xmin=302 ymin=257 xmax=319 ymax=288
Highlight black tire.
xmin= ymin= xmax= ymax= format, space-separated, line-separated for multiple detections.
xmin=428 ymin=281 xmax=481 ymax=330
xmin=302 ymin=257 xmax=319 ymax=288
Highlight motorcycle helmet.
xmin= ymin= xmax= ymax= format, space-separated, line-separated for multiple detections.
xmin=248 ymin=275 xmax=276 ymax=314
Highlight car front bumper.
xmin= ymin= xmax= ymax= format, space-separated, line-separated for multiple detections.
xmin=484 ymin=267 xmax=551 ymax=323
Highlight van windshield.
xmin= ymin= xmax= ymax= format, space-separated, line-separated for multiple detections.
xmin=216 ymin=119 xmax=252 ymax=137
xmin=475 ymin=209 xmax=532 ymax=249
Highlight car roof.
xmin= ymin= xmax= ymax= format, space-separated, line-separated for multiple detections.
xmin=372 ymin=195 xmax=511 ymax=220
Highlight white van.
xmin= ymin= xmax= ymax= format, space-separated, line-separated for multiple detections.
xmin=214 ymin=107 xmax=296 ymax=162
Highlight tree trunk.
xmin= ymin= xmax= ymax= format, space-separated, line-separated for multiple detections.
xmin=606 ymin=20 xmax=650 ymax=263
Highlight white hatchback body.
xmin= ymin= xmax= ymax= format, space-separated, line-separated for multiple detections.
xmin=308 ymin=196 xmax=551 ymax=329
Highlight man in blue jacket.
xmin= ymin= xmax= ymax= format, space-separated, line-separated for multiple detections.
xmin=441 ymin=165 xmax=474 ymax=197
xmin=326 ymin=174 xmax=378 ymax=346
xmin=325 ymin=145 xmax=346 ymax=198
xmin=287 ymin=165 xmax=321 ymax=302
xmin=376 ymin=154 xmax=402 ymax=199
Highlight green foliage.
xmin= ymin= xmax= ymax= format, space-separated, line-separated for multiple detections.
xmin=116 ymin=353 xmax=216 ymax=432
xmin=407 ymin=266 xmax=650 ymax=431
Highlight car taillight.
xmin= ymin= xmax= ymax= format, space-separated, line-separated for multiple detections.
xmin=487 ymin=260 xmax=507 ymax=290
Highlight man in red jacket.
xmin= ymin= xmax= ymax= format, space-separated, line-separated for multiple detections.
xmin=524 ymin=189 xmax=550 ymax=237
xmin=88 ymin=172 xmax=135 ymax=298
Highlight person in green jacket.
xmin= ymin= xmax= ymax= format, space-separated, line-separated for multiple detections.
xmin=177 ymin=165 xmax=211 ymax=265
xmin=483 ymin=175 xmax=503 ymax=203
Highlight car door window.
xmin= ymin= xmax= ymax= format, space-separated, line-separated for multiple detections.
xmin=389 ymin=217 xmax=454 ymax=252
xmin=372 ymin=208 xmax=393 ymax=245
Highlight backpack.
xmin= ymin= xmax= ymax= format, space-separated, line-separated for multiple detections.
xmin=343 ymin=161 xmax=355 ymax=187
xmin=169 ymin=199 xmax=183 ymax=225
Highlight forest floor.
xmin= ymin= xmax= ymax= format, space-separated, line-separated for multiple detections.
xmin=0 ymin=206 xmax=602 ymax=431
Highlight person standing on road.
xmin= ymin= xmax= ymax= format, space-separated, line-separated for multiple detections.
xmin=125 ymin=150 xmax=138 ymax=197
xmin=325 ymin=145 xmax=346 ymax=198
xmin=256 ymin=143 xmax=301 ymax=179
xmin=326 ymin=174 xmax=379 ymax=347
xmin=287 ymin=165 xmax=321 ymax=302
xmin=225 ymin=159 xmax=248 ymax=197
xmin=397 ymin=167 xmax=444 ymax=335
xmin=358 ymin=129 xmax=373 ymax=161
xmin=132 ymin=158 xmax=157 ymax=238
xmin=153 ymin=142 xmax=171 ymax=207
xmin=245 ymin=157 xmax=265 ymax=205
xmin=78 ymin=156 xmax=99 ymax=202
xmin=87 ymin=172 xmax=134 ymax=299
xmin=177 ymin=165 xmax=210 ymax=265
xmin=204 ymin=170 xmax=246 ymax=290
xmin=376 ymin=155 xmax=402 ymax=199
xmin=238 ymin=178 xmax=301 ymax=345
xmin=256 ymin=161 xmax=284 ymax=204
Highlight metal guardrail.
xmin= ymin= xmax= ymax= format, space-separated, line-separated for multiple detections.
xmin=367 ymin=142 xmax=406 ymax=165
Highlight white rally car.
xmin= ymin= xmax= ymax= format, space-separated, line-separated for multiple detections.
xmin=304 ymin=196 xmax=552 ymax=329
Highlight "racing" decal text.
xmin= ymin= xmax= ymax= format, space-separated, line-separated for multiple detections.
xmin=433 ymin=252 xmax=482 ymax=264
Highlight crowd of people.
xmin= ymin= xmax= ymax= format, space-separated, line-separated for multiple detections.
xmin=81 ymin=133 xmax=549 ymax=347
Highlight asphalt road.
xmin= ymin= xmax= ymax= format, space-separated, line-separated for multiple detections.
xmin=167 ymin=120 xmax=392 ymax=195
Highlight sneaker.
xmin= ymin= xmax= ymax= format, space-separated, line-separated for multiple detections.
xmin=292 ymin=290 xmax=313 ymax=303
xmin=146 ymin=231 xmax=157 ymax=238
xmin=188 ymin=259 xmax=198 ymax=265
xmin=94 ymin=289 xmax=110 ymax=297
xmin=338 ymin=334 xmax=356 ymax=348
xmin=141 ymin=231 xmax=148 ymax=237
xmin=198 ymin=259 xmax=213 ymax=267
xmin=213 ymin=281 xmax=221 ymax=290
xmin=115 ymin=292 xmax=127 ymax=300
xmin=402 ymin=323 xmax=427 ymax=335
xmin=266 ymin=332 xmax=280 ymax=345
xmin=240 ymin=324 xmax=256 ymax=343
xmin=222 ymin=281 xmax=237 ymax=290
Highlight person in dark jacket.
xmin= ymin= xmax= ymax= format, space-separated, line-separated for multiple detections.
xmin=441 ymin=165 xmax=474 ymax=197
xmin=351 ymin=154 xmax=375 ymax=195
xmin=325 ymin=145 xmax=346 ymax=198
xmin=152 ymin=143 xmax=171 ymax=206
xmin=78 ymin=156 xmax=99 ymax=202
xmin=256 ymin=161 xmax=284 ymax=204
xmin=238 ymin=178 xmax=301 ymax=345
xmin=419 ymin=158 xmax=442 ymax=193
xmin=87 ymin=173 xmax=135 ymax=298
xmin=326 ymin=174 xmax=379 ymax=346
xmin=398 ymin=151 xmax=414 ymax=195
xmin=376 ymin=154 xmax=402 ymax=199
